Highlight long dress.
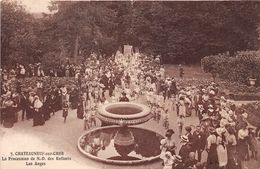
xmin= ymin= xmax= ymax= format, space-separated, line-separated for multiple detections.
xmin=227 ymin=134 xmax=238 ymax=169
xmin=179 ymin=101 xmax=186 ymax=117
xmin=217 ymin=136 xmax=228 ymax=168
xmin=33 ymin=108 xmax=45 ymax=126
xmin=160 ymin=137 xmax=176 ymax=155
xmin=70 ymin=89 xmax=78 ymax=109
xmin=163 ymin=157 xmax=174 ymax=169
xmin=42 ymin=96 xmax=51 ymax=121
xmin=237 ymin=129 xmax=249 ymax=161
xmin=207 ymin=134 xmax=218 ymax=169
xmin=2 ymin=100 xmax=15 ymax=128
xmin=33 ymin=99 xmax=45 ymax=126
xmin=77 ymin=97 xmax=84 ymax=119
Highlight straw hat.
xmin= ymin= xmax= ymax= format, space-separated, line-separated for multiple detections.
xmin=180 ymin=135 xmax=189 ymax=143
xmin=174 ymin=155 xmax=182 ymax=162
xmin=209 ymin=90 xmax=215 ymax=95
xmin=208 ymin=104 xmax=214 ymax=108
xmin=208 ymin=107 xmax=214 ymax=112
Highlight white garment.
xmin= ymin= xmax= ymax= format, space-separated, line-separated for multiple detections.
xmin=34 ymin=99 xmax=43 ymax=109
xmin=217 ymin=136 xmax=228 ymax=167
xmin=238 ymin=129 xmax=249 ymax=140
xmin=179 ymin=101 xmax=186 ymax=116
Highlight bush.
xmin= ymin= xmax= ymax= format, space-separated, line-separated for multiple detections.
xmin=241 ymin=102 xmax=260 ymax=127
xmin=201 ymin=50 xmax=260 ymax=86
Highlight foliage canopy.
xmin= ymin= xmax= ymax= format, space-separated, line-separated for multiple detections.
xmin=1 ymin=1 xmax=260 ymax=65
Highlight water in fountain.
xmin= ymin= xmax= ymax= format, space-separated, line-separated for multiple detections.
xmin=79 ymin=126 xmax=163 ymax=162
xmin=106 ymin=107 xmax=142 ymax=115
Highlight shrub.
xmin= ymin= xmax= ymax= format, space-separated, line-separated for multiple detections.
xmin=241 ymin=102 xmax=260 ymax=127
xmin=201 ymin=50 xmax=260 ymax=86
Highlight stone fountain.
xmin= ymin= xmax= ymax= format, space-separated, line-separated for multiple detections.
xmin=77 ymin=102 xmax=164 ymax=165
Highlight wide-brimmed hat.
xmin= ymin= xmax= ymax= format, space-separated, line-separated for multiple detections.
xmin=208 ymin=104 xmax=214 ymax=108
xmin=209 ymin=90 xmax=215 ymax=95
xmin=165 ymin=129 xmax=174 ymax=137
xmin=99 ymin=84 xmax=105 ymax=88
xmin=201 ymin=115 xmax=210 ymax=121
xmin=185 ymin=126 xmax=192 ymax=132
xmin=180 ymin=135 xmax=189 ymax=143
xmin=174 ymin=155 xmax=182 ymax=162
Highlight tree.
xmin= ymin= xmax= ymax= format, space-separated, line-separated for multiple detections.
xmin=120 ymin=1 xmax=260 ymax=63
xmin=45 ymin=1 xmax=119 ymax=58
xmin=1 ymin=0 xmax=37 ymax=65
xmin=2 ymin=1 xmax=260 ymax=66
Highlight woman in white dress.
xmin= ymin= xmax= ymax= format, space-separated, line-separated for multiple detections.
xmin=160 ymin=151 xmax=175 ymax=169
xmin=179 ymin=97 xmax=186 ymax=117
xmin=160 ymin=129 xmax=176 ymax=155
xmin=216 ymin=127 xmax=228 ymax=168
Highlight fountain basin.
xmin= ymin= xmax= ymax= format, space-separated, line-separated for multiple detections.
xmin=97 ymin=102 xmax=151 ymax=125
xmin=77 ymin=126 xmax=164 ymax=165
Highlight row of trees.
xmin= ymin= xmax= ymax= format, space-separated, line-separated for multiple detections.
xmin=1 ymin=0 xmax=260 ymax=66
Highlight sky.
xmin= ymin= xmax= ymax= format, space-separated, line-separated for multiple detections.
xmin=19 ymin=0 xmax=52 ymax=13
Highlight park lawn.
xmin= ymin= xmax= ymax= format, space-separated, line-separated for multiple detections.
xmin=164 ymin=64 xmax=212 ymax=80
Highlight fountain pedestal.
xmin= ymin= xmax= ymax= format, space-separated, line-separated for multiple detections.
xmin=77 ymin=102 xmax=163 ymax=165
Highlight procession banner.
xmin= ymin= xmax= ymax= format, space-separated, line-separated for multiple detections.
xmin=123 ymin=45 xmax=133 ymax=56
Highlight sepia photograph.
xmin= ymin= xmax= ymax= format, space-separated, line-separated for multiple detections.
xmin=1 ymin=0 xmax=260 ymax=169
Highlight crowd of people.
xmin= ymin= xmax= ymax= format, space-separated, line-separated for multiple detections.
xmin=159 ymin=85 xmax=259 ymax=169
xmin=0 ymin=50 xmax=259 ymax=169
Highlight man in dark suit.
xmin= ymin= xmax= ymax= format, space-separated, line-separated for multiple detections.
xmin=20 ymin=91 xmax=28 ymax=120
xmin=193 ymin=125 xmax=207 ymax=162
xmin=185 ymin=126 xmax=194 ymax=149
xmin=119 ymin=92 xmax=129 ymax=102
xmin=179 ymin=135 xmax=192 ymax=162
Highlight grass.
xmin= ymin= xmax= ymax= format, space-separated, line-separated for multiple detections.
xmin=164 ymin=64 xmax=212 ymax=80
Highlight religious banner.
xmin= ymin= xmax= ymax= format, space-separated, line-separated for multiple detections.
xmin=123 ymin=45 xmax=133 ymax=56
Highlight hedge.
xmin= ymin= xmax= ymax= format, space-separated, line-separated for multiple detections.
xmin=201 ymin=50 xmax=260 ymax=86
xmin=241 ymin=102 xmax=260 ymax=127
